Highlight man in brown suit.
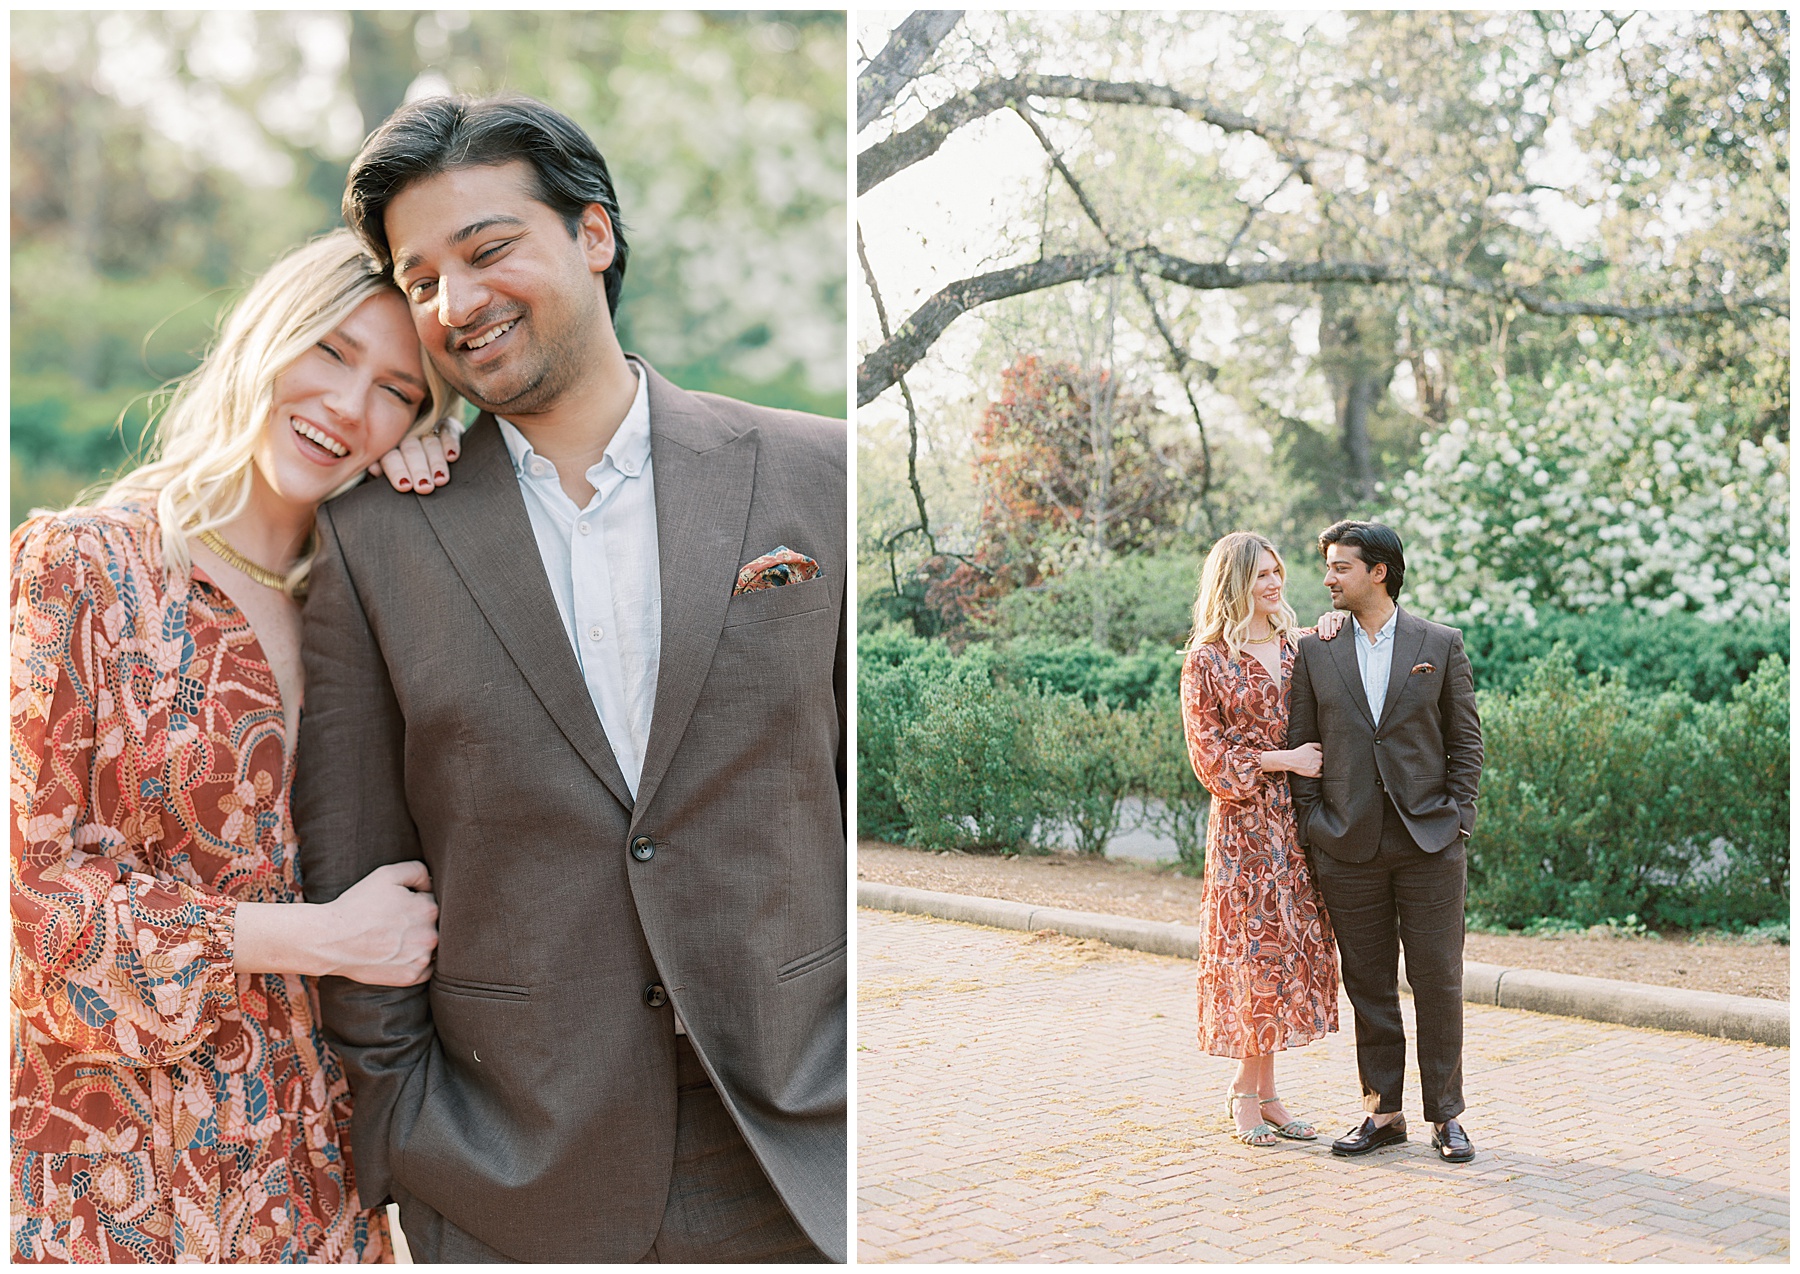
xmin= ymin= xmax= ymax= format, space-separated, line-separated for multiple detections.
xmin=1288 ymin=521 xmax=1483 ymax=1164
xmin=294 ymin=96 xmax=845 ymax=1261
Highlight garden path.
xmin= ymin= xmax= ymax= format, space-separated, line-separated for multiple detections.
xmin=857 ymin=908 xmax=1789 ymax=1263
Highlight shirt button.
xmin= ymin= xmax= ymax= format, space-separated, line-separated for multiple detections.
xmin=578 ymin=522 xmax=591 ymax=535
xmin=588 ymin=624 xmax=604 ymax=642
xmin=644 ymin=984 xmax=668 ymax=1009
xmin=530 ymin=460 xmax=549 ymax=477
xmin=631 ymin=836 xmax=655 ymax=862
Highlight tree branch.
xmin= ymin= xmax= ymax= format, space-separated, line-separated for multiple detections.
xmin=857 ymin=10 xmax=963 ymax=133
xmin=857 ymin=248 xmax=1787 ymax=405
xmin=858 ymin=221 xmax=936 ymax=561
xmin=858 ymin=74 xmax=1322 ymax=194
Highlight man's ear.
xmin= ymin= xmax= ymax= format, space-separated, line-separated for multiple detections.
xmin=1369 ymin=561 xmax=1388 ymax=584
xmin=576 ymin=203 xmax=616 ymax=274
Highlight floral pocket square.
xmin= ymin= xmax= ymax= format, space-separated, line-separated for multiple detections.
xmin=733 ymin=546 xmax=821 ymax=595
xmin=1411 ymin=662 xmax=1437 ymax=675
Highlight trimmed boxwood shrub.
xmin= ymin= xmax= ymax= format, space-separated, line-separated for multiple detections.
xmin=1464 ymin=606 xmax=1787 ymax=703
xmin=893 ymin=657 xmax=1046 ymax=852
xmin=1470 ymin=651 xmax=1788 ymax=929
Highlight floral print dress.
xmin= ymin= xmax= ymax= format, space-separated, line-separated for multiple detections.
xmin=1181 ymin=634 xmax=1339 ymax=1059
xmin=10 ymin=506 xmax=391 ymax=1263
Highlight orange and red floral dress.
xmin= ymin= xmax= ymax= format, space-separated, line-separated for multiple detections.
xmin=10 ymin=506 xmax=391 ymax=1263
xmin=1181 ymin=634 xmax=1339 ymax=1059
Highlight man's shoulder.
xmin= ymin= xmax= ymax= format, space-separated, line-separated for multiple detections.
xmin=686 ymin=391 xmax=845 ymax=458
xmin=1402 ymin=608 xmax=1465 ymax=644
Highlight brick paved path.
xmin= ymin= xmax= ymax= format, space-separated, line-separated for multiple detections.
xmin=857 ymin=909 xmax=1789 ymax=1263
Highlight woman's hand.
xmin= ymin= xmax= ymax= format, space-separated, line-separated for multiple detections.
xmin=319 ymin=861 xmax=440 ymax=986
xmin=370 ymin=416 xmax=464 ymax=494
xmin=1285 ymin=741 xmax=1324 ymax=777
xmin=1316 ymin=610 xmax=1348 ymax=640
xmin=1260 ymin=742 xmax=1324 ymax=776
xmin=233 ymin=861 xmax=438 ymax=984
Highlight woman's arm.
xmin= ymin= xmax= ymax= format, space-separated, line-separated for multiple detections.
xmin=1181 ymin=651 xmax=1291 ymax=798
xmin=235 ymin=861 xmax=437 ymax=984
xmin=11 ymin=518 xmax=239 ymax=1065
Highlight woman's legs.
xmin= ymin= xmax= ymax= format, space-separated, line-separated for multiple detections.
xmin=1229 ymin=1055 xmax=1273 ymax=1132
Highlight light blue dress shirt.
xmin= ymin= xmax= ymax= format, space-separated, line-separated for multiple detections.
xmin=1353 ymin=606 xmax=1399 ymax=725
xmin=496 ymin=361 xmax=660 ymax=799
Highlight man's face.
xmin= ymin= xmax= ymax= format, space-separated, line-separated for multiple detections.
xmin=385 ymin=160 xmax=613 ymax=415
xmin=1324 ymin=543 xmax=1387 ymax=612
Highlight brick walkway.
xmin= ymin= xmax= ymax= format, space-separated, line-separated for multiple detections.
xmin=857 ymin=909 xmax=1789 ymax=1263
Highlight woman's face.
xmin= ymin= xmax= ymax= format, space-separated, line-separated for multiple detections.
xmin=1250 ymin=548 xmax=1284 ymax=620
xmin=253 ymin=290 xmax=427 ymax=514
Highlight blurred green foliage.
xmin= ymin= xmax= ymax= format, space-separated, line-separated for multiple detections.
xmin=12 ymin=10 xmax=845 ymax=522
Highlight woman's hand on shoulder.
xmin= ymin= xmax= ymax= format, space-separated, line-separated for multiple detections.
xmin=1316 ymin=610 xmax=1348 ymax=640
xmin=370 ymin=417 xmax=464 ymax=495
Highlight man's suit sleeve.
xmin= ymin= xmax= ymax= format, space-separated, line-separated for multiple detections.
xmin=1440 ymin=629 xmax=1483 ymax=837
xmin=1286 ymin=641 xmax=1323 ymax=848
xmin=835 ymin=589 xmax=848 ymax=832
xmin=293 ymin=503 xmax=437 ymax=1209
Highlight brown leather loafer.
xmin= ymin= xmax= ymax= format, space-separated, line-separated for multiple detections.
xmin=1432 ymin=1119 xmax=1475 ymax=1163
xmin=1331 ymin=1115 xmax=1407 ymax=1156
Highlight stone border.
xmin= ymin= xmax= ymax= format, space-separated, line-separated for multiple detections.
xmin=858 ymin=881 xmax=1789 ymax=1048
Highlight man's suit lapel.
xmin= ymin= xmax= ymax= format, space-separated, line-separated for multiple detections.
xmin=632 ymin=365 xmax=758 ymax=821
xmin=1380 ymin=607 xmax=1429 ymax=726
xmin=1328 ymin=618 xmax=1377 ymax=730
xmin=415 ymin=417 xmax=634 ymax=810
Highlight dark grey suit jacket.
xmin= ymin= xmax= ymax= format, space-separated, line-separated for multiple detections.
xmin=294 ymin=362 xmax=846 ymax=1262
xmin=1288 ymin=607 xmax=1483 ymax=863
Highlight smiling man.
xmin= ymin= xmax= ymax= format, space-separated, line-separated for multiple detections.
xmin=1286 ymin=521 xmax=1484 ymax=1167
xmin=292 ymin=95 xmax=846 ymax=1264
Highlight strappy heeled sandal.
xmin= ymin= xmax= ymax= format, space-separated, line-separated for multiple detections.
xmin=1260 ymin=1097 xmax=1318 ymax=1141
xmin=1227 ymin=1092 xmax=1280 ymax=1147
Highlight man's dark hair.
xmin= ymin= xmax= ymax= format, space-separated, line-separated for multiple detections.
xmin=343 ymin=94 xmax=629 ymax=316
xmin=1319 ymin=520 xmax=1406 ymax=600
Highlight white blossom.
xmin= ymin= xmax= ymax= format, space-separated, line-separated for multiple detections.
xmin=1380 ymin=361 xmax=1789 ymax=626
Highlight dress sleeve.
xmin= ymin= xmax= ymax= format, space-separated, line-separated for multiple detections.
xmin=1180 ymin=648 xmax=1266 ymax=802
xmin=10 ymin=516 xmax=239 ymax=1065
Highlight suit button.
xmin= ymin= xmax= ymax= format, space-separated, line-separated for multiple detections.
xmin=644 ymin=983 xmax=668 ymax=1009
xmin=630 ymin=836 xmax=655 ymax=862
xmin=1374 ymin=738 xmax=1383 ymax=745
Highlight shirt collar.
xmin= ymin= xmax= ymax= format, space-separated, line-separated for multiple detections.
xmin=1357 ymin=605 xmax=1399 ymax=645
xmin=495 ymin=357 xmax=651 ymax=482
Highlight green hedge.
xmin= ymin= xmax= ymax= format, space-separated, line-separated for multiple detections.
xmin=1464 ymin=606 xmax=1788 ymax=703
xmin=1472 ymin=651 xmax=1788 ymax=930
xmin=859 ymin=626 xmax=1790 ymax=928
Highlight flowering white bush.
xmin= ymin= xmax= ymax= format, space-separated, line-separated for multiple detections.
xmin=1382 ymin=360 xmax=1789 ymax=626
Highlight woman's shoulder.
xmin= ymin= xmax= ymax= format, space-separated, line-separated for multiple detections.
xmin=12 ymin=502 xmax=166 ymax=589
xmin=1183 ymin=640 xmax=1236 ymax=682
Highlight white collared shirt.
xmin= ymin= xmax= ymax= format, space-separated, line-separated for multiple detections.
xmin=496 ymin=361 xmax=661 ymax=799
xmin=1353 ymin=605 xmax=1399 ymax=725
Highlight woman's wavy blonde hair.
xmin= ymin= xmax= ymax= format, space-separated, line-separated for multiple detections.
xmin=99 ymin=229 xmax=456 ymax=595
xmin=1188 ymin=530 xmax=1298 ymax=661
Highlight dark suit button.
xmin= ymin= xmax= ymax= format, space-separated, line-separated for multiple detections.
xmin=630 ymin=836 xmax=655 ymax=862
xmin=1375 ymin=738 xmax=1383 ymax=745
xmin=644 ymin=983 xmax=668 ymax=1009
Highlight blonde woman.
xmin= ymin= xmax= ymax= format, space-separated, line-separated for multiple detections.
xmin=1181 ymin=531 xmax=1344 ymax=1146
xmin=11 ymin=230 xmax=461 ymax=1261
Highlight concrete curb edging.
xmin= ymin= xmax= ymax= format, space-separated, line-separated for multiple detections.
xmin=858 ymin=881 xmax=1789 ymax=1048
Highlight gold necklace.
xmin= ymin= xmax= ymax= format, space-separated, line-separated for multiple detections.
xmin=1246 ymin=624 xmax=1278 ymax=643
xmin=198 ymin=530 xmax=290 ymax=590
